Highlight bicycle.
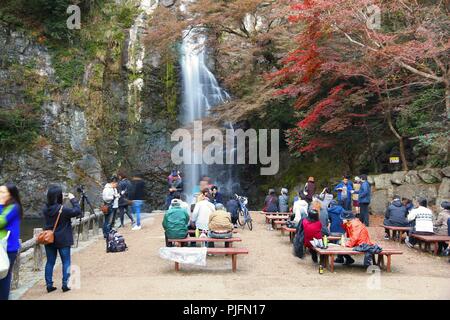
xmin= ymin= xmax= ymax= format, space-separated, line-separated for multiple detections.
xmin=236 ymin=194 xmax=252 ymax=231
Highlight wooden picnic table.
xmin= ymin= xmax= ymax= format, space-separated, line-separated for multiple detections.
xmin=265 ymin=214 xmax=290 ymax=224
xmin=311 ymin=245 xmax=403 ymax=273
xmin=380 ymin=225 xmax=411 ymax=242
xmin=410 ymin=234 xmax=450 ymax=255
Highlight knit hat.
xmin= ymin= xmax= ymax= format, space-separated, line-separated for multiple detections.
xmin=340 ymin=211 xmax=355 ymax=220
xmin=281 ymin=188 xmax=288 ymax=195
xmin=441 ymin=201 xmax=450 ymax=210
xmin=171 ymin=198 xmax=181 ymax=206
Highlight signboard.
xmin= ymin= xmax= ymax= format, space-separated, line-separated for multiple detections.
xmin=389 ymin=157 xmax=400 ymax=164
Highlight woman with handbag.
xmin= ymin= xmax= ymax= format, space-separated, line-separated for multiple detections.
xmin=0 ymin=183 xmax=22 ymax=300
xmin=42 ymin=185 xmax=81 ymax=293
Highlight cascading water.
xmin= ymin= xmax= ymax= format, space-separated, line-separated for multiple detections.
xmin=180 ymin=25 xmax=233 ymax=201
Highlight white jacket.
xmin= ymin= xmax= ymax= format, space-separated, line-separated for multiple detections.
xmin=191 ymin=200 xmax=215 ymax=230
xmin=103 ymin=183 xmax=119 ymax=208
xmin=293 ymin=199 xmax=308 ymax=224
xmin=408 ymin=206 xmax=434 ymax=233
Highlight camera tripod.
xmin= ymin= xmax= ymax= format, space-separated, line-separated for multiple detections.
xmin=76 ymin=188 xmax=97 ymax=248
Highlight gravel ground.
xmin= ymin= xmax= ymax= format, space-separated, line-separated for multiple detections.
xmin=21 ymin=212 xmax=450 ymax=300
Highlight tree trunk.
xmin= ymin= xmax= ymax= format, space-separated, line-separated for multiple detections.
xmin=386 ymin=109 xmax=409 ymax=171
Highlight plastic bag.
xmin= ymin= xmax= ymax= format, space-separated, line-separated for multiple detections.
xmin=159 ymin=247 xmax=207 ymax=266
xmin=0 ymin=231 xmax=11 ymax=280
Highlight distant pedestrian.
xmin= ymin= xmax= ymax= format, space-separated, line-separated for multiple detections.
xmin=278 ymin=188 xmax=289 ymax=213
xmin=117 ymin=171 xmax=135 ymax=228
xmin=263 ymin=189 xmax=278 ymax=212
xmin=130 ymin=173 xmax=146 ymax=230
xmin=352 ymin=174 xmax=371 ymax=226
xmin=102 ymin=176 xmax=119 ymax=237
xmin=334 ymin=175 xmax=353 ymax=211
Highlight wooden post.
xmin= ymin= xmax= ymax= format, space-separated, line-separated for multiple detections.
xmin=32 ymin=228 xmax=43 ymax=271
xmin=175 ymin=262 xmax=180 ymax=271
xmin=82 ymin=218 xmax=89 ymax=241
xmin=92 ymin=214 xmax=99 ymax=236
xmin=11 ymin=239 xmax=21 ymax=290
xmin=231 ymin=254 xmax=237 ymax=272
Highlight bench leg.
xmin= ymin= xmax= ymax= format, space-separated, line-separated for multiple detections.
xmin=386 ymin=255 xmax=391 ymax=272
xmin=329 ymin=254 xmax=335 ymax=273
xmin=175 ymin=262 xmax=180 ymax=271
xmin=231 ymin=254 xmax=237 ymax=272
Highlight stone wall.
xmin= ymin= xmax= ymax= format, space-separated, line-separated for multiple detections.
xmin=368 ymin=167 xmax=450 ymax=214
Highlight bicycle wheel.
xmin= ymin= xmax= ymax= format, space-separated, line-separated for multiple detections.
xmin=237 ymin=209 xmax=245 ymax=226
xmin=246 ymin=219 xmax=253 ymax=231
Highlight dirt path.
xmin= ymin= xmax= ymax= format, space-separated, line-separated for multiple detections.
xmin=21 ymin=212 xmax=450 ymax=300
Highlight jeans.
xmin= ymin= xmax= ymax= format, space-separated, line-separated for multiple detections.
xmin=103 ymin=205 xmax=113 ymax=238
xmin=119 ymin=205 xmax=134 ymax=226
xmin=132 ymin=200 xmax=143 ymax=226
xmin=110 ymin=207 xmax=118 ymax=228
xmin=208 ymin=231 xmax=232 ymax=248
xmin=339 ymin=199 xmax=352 ymax=211
xmin=0 ymin=251 xmax=17 ymax=300
xmin=45 ymin=246 xmax=71 ymax=288
xmin=359 ymin=203 xmax=370 ymax=226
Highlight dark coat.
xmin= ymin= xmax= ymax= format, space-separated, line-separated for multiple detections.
xmin=384 ymin=200 xmax=408 ymax=227
xmin=130 ymin=179 xmax=145 ymax=200
xmin=118 ymin=178 xmax=132 ymax=207
xmin=43 ymin=198 xmax=81 ymax=248
xmin=264 ymin=195 xmax=279 ymax=212
xmin=328 ymin=205 xmax=345 ymax=234
xmin=305 ymin=182 xmax=315 ymax=201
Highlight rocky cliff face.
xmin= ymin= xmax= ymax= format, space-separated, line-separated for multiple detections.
xmin=368 ymin=167 xmax=450 ymax=214
xmin=0 ymin=1 xmax=182 ymax=216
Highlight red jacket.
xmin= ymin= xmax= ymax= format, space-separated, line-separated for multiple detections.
xmin=342 ymin=219 xmax=373 ymax=247
xmin=303 ymin=219 xmax=322 ymax=248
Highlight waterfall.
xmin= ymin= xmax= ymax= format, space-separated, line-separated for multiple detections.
xmin=180 ymin=25 xmax=231 ymax=202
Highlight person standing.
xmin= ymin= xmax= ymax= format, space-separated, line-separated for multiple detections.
xmin=303 ymin=177 xmax=315 ymax=204
xmin=263 ymin=189 xmax=279 ymax=212
xmin=334 ymin=175 xmax=353 ymax=211
xmin=210 ymin=186 xmax=223 ymax=205
xmin=353 ymin=174 xmax=371 ymax=226
xmin=130 ymin=173 xmax=146 ymax=230
xmin=226 ymin=196 xmax=240 ymax=228
xmin=117 ymin=171 xmax=135 ymax=228
xmin=352 ymin=177 xmax=361 ymax=215
xmin=42 ymin=185 xmax=81 ymax=293
xmin=102 ymin=176 xmax=119 ymax=237
xmin=278 ymin=188 xmax=289 ymax=213
xmin=0 ymin=183 xmax=22 ymax=300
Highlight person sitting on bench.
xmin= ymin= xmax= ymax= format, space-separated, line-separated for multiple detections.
xmin=327 ymin=200 xmax=346 ymax=237
xmin=433 ymin=201 xmax=450 ymax=254
xmin=162 ymin=198 xmax=190 ymax=247
xmin=300 ymin=209 xmax=323 ymax=263
xmin=208 ymin=203 xmax=234 ymax=248
xmin=383 ymin=195 xmax=409 ymax=240
xmin=405 ymin=197 xmax=434 ymax=248
xmin=335 ymin=211 xmax=373 ymax=265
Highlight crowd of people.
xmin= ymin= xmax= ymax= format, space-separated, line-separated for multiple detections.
xmin=263 ymin=174 xmax=450 ymax=264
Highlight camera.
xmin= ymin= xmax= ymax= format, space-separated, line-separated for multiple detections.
xmin=76 ymin=185 xmax=86 ymax=194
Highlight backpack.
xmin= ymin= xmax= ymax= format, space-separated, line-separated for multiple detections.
xmin=106 ymin=229 xmax=128 ymax=253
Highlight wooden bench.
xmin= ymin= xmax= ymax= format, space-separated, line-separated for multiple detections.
xmin=174 ymin=247 xmax=249 ymax=272
xmin=311 ymin=245 xmax=403 ymax=272
xmin=380 ymin=225 xmax=411 ymax=242
xmin=410 ymin=234 xmax=450 ymax=255
xmin=265 ymin=214 xmax=290 ymax=224
xmin=167 ymin=237 xmax=242 ymax=247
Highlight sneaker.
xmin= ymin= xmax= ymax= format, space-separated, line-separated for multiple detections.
xmin=132 ymin=225 xmax=141 ymax=231
xmin=62 ymin=286 xmax=71 ymax=293
xmin=384 ymin=234 xmax=390 ymax=240
xmin=46 ymin=286 xmax=57 ymax=293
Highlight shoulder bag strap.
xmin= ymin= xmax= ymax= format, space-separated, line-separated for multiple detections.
xmin=52 ymin=205 xmax=63 ymax=233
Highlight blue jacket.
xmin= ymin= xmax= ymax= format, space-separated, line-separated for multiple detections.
xmin=0 ymin=204 xmax=21 ymax=253
xmin=327 ymin=204 xmax=345 ymax=234
xmin=334 ymin=182 xmax=353 ymax=203
xmin=357 ymin=181 xmax=371 ymax=204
